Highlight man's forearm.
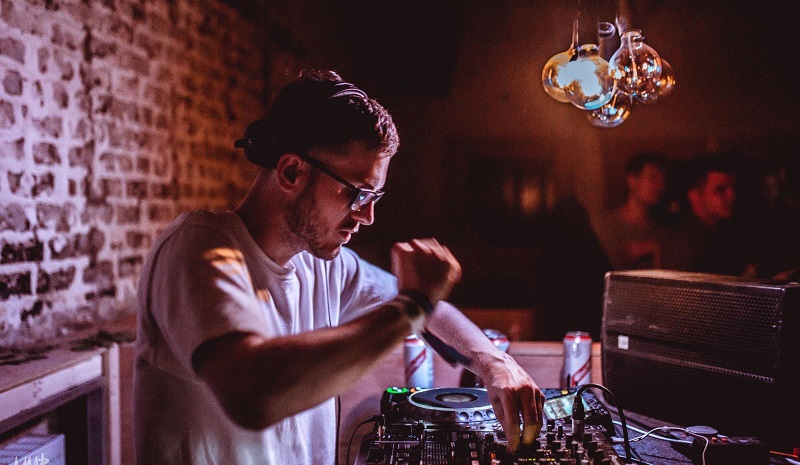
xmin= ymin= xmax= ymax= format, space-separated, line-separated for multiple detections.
xmin=200 ymin=302 xmax=413 ymax=429
xmin=423 ymin=301 xmax=507 ymax=373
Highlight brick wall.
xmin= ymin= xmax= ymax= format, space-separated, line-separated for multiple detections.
xmin=0 ymin=0 xmax=265 ymax=345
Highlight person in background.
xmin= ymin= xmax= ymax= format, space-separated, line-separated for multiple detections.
xmin=734 ymin=159 xmax=800 ymax=280
xmin=591 ymin=151 xmax=669 ymax=271
xmin=133 ymin=69 xmax=543 ymax=465
xmin=665 ymin=151 xmax=751 ymax=275
xmin=754 ymin=163 xmax=800 ymax=280
xmin=539 ymin=195 xmax=609 ymax=341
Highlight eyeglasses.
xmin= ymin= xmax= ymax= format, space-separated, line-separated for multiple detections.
xmin=298 ymin=154 xmax=384 ymax=212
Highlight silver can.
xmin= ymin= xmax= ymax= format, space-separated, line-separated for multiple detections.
xmin=561 ymin=331 xmax=592 ymax=388
xmin=404 ymin=334 xmax=434 ymax=388
xmin=483 ymin=328 xmax=510 ymax=353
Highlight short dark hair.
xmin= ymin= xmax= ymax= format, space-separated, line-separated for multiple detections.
xmin=236 ymin=70 xmax=399 ymax=168
xmin=624 ymin=151 xmax=667 ymax=176
xmin=687 ymin=151 xmax=740 ymax=190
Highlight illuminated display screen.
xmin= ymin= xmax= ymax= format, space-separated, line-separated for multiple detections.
xmin=543 ymin=393 xmax=589 ymax=420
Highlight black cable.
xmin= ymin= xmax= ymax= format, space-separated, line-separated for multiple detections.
xmin=335 ymin=395 xmax=341 ymax=465
xmin=420 ymin=330 xmax=471 ymax=366
xmin=574 ymin=382 xmax=636 ymax=464
xmin=618 ymin=427 xmax=649 ymax=464
xmin=346 ymin=414 xmax=384 ymax=465
xmin=626 ymin=456 xmax=654 ymax=465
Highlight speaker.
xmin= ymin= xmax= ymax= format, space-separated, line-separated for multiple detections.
xmin=601 ymin=270 xmax=800 ymax=452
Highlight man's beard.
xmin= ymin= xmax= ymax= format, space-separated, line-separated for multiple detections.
xmin=286 ymin=182 xmax=342 ymax=261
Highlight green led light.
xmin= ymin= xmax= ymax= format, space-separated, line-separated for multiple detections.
xmin=387 ymin=387 xmax=408 ymax=394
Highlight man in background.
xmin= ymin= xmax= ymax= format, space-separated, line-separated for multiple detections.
xmin=592 ymin=151 xmax=669 ymax=270
xmin=666 ymin=152 xmax=750 ymax=275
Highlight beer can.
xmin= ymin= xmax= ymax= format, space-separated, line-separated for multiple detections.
xmin=483 ymin=328 xmax=510 ymax=353
xmin=404 ymin=334 xmax=434 ymax=388
xmin=561 ymin=331 xmax=592 ymax=388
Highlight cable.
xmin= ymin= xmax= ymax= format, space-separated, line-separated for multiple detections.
xmin=770 ymin=450 xmax=800 ymax=461
xmin=335 ymin=395 xmax=341 ymax=465
xmin=778 ymin=455 xmax=800 ymax=465
xmin=346 ymin=414 xmax=384 ymax=465
xmin=626 ymin=455 xmax=654 ymax=465
xmin=608 ymin=422 xmax=710 ymax=465
xmin=611 ymin=420 xmax=692 ymax=444
xmin=574 ymin=383 xmax=634 ymax=460
xmin=572 ymin=383 xmax=701 ymax=465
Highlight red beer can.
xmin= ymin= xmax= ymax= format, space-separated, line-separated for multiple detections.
xmin=561 ymin=331 xmax=592 ymax=388
xmin=404 ymin=335 xmax=434 ymax=388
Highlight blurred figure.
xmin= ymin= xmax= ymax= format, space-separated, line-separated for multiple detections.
xmin=736 ymin=159 xmax=800 ymax=280
xmin=539 ymin=195 xmax=609 ymax=341
xmin=591 ymin=151 xmax=669 ymax=270
xmin=665 ymin=152 xmax=752 ymax=275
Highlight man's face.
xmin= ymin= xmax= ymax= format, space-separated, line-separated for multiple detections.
xmin=628 ymin=164 xmax=666 ymax=207
xmin=287 ymin=143 xmax=391 ymax=260
xmin=692 ymin=171 xmax=736 ymax=224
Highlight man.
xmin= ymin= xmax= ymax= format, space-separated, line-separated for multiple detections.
xmin=133 ymin=69 xmax=543 ymax=464
xmin=686 ymin=160 xmax=736 ymax=227
xmin=666 ymin=152 xmax=750 ymax=275
xmin=592 ymin=151 xmax=669 ymax=270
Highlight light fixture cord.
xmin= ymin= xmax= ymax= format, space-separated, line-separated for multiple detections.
xmin=574 ymin=0 xmax=583 ymax=47
xmin=575 ymin=0 xmax=601 ymax=47
xmin=615 ymin=0 xmax=631 ymax=35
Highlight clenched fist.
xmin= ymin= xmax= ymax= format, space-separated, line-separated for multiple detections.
xmin=391 ymin=238 xmax=462 ymax=306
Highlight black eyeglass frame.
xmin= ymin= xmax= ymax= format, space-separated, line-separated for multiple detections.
xmin=297 ymin=153 xmax=384 ymax=212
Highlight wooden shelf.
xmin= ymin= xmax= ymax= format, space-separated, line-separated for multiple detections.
xmin=0 ymin=339 xmax=120 ymax=465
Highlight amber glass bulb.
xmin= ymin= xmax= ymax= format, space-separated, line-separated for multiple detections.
xmin=542 ymin=49 xmax=577 ymax=103
xmin=541 ymin=19 xmax=578 ymax=103
xmin=609 ymin=30 xmax=662 ymax=97
xmin=635 ymin=58 xmax=675 ymax=104
xmin=562 ymin=44 xmax=615 ymax=110
xmin=587 ymin=88 xmax=632 ymax=127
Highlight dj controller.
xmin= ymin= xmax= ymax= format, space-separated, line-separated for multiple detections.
xmin=354 ymin=387 xmax=624 ymax=465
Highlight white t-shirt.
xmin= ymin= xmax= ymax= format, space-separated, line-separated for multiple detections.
xmin=133 ymin=210 xmax=398 ymax=465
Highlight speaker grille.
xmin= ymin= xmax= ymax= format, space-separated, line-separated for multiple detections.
xmin=600 ymin=270 xmax=800 ymax=450
xmin=604 ymin=277 xmax=784 ymax=375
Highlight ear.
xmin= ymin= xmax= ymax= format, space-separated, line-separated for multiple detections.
xmin=275 ymin=153 xmax=307 ymax=191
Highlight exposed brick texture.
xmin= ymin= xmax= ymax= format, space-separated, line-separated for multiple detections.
xmin=1 ymin=0 xmax=265 ymax=345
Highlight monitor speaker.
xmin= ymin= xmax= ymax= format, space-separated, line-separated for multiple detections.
xmin=601 ymin=270 xmax=800 ymax=452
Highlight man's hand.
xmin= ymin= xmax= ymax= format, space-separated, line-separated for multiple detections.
xmin=391 ymin=238 xmax=462 ymax=305
xmin=478 ymin=352 xmax=544 ymax=453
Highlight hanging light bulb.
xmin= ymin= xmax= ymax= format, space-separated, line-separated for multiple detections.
xmin=609 ymin=29 xmax=662 ymax=97
xmin=561 ymin=44 xmax=615 ymax=110
xmin=587 ymin=87 xmax=632 ymax=127
xmin=634 ymin=58 xmax=675 ymax=104
xmin=542 ymin=50 xmax=576 ymax=103
xmin=541 ymin=20 xmax=578 ymax=103
xmin=539 ymin=0 xmax=674 ymax=127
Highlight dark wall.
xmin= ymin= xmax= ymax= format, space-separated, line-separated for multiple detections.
xmin=247 ymin=0 xmax=800 ymax=337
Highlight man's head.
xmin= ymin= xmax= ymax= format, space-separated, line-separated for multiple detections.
xmin=236 ymin=69 xmax=399 ymax=169
xmin=686 ymin=153 xmax=738 ymax=226
xmin=624 ymin=151 xmax=667 ymax=208
xmin=235 ymin=70 xmax=399 ymax=261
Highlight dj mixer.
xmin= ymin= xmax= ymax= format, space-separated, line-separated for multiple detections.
xmin=354 ymin=387 xmax=624 ymax=465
